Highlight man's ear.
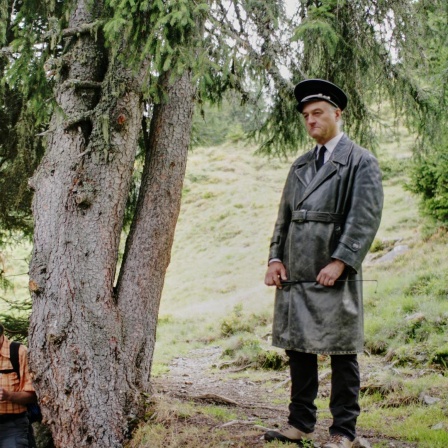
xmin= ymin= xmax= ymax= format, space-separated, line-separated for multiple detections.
xmin=335 ymin=108 xmax=342 ymax=120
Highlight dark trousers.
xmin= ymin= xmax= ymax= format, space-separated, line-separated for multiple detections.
xmin=286 ymin=350 xmax=360 ymax=441
xmin=0 ymin=414 xmax=30 ymax=448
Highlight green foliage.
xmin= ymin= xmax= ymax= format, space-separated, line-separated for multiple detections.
xmin=404 ymin=272 xmax=448 ymax=299
xmin=0 ymin=293 xmax=31 ymax=342
xmin=369 ymin=238 xmax=385 ymax=253
xmin=431 ymin=344 xmax=448 ymax=367
xmin=104 ymin=0 xmax=209 ymax=100
xmin=404 ymin=0 xmax=448 ymax=222
xmin=218 ymin=305 xmax=286 ymax=370
xmin=220 ymin=304 xmax=254 ymax=337
xmin=379 ymin=157 xmax=410 ymax=181
xmin=221 ymin=334 xmax=287 ymax=371
xmin=365 ymin=279 xmax=448 ymax=366
xmin=0 ymin=0 xmax=59 ymax=245
xmin=407 ymin=150 xmax=448 ymax=222
xmin=192 ymin=92 xmax=267 ymax=147
xmin=220 ymin=304 xmax=269 ymax=338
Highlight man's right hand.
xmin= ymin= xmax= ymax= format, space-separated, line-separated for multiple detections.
xmin=264 ymin=261 xmax=288 ymax=289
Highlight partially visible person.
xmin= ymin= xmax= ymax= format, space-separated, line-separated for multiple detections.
xmin=0 ymin=322 xmax=37 ymax=448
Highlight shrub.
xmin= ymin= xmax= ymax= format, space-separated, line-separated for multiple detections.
xmin=407 ymin=150 xmax=448 ymax=222
xmin=220 ymin=304 xmax=270 ymax=337
xmin=370 ymin=238 xmax=385 ymax=253
xmin=431 ymin=344 xmax=448 ymax=367
xmin=221 ymin=334 xmax=287 ymax=370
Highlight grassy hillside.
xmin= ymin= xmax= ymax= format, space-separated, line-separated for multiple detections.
xmin=150 ymin=135 xmax=448 ymax=447
xmin=155 ymin=134 xmax=424 ymax=364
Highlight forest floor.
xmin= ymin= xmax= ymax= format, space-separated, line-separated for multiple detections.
xmin=149 ymin=346 xmax=418 ymax=448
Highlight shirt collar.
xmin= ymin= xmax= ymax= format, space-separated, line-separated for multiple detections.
xmin=316 ymin=132 xmax=344 ymax=155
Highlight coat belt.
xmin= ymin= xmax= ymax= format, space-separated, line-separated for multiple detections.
xmin=291 ymin=210 xmax=345 ymax=223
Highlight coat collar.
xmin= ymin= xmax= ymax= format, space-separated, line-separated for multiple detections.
xmin=294 ymin=134 xmax=352 ymax=168
xmin=293 ymin=135 xmax=354 ymax=206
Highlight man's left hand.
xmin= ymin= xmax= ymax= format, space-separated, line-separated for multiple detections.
xmin=316 ymin=259 xmax=345 ymax=286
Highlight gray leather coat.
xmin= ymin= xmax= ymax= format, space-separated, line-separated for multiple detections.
xmin=269 ymin=134 xmax=383 ymax=354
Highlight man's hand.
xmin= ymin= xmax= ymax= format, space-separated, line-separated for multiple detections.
xmin=0 ymin=387 xmax=11 ymax=402
xmin=265 ymin=261 xmax=288 ymax=289
xmin=0 ymin=387 xmax=36 ymax=404
xmin=316 ymin=259 xmax=345 ymax=286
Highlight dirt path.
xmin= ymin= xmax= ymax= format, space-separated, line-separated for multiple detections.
xmin=153 ymin=346 xmax=417 ymax=448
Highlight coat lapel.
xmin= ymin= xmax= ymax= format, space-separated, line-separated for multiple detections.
xmin=294 ymin=151 xmax=315 ymax=188
xmin=294 ymin=135 xmax=354 ymax=207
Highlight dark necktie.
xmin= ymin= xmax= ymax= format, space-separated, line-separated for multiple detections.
xmin=316 ymin=145 xmax=326 ymax=171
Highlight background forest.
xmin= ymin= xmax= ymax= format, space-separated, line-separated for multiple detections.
xmin=1 ymin=0 xmax=448 ymax=447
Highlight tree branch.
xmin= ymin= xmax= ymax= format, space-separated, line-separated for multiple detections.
xmin=44 ymin=20 xmax=105 ymax=41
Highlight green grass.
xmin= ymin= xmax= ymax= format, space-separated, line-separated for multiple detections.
xmin=0 ymin=241 xmax=31 ymax=314
xmin=359 ymin=406 xmax=448 ymax=447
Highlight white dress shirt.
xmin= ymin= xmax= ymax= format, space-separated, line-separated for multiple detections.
xmin=316 ymin=132 xmax=344 ymax=164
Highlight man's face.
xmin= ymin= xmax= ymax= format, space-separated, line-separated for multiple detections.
xmin=301 ymin=101 xmax=341 ymax=145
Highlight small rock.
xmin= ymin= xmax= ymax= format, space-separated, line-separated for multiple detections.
xmin=431 ymin=422 xmax=444 ymax=430
xmin=420 ymin=393 xmax=441 ymax=405
xmin=375 ymin=244 xmax=410 ymax=263
xmin=405 ymin=312 xmax=425 ymax=323
xmin=353 ymin=437 xmax=371 ymax=448
xmin=318 ymin=369 xmax=331 ymax=381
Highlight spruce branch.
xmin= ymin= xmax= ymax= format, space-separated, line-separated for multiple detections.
xmin=48 ymin=20 xmax=106 ymax=40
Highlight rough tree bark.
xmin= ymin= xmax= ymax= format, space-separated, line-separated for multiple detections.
xmin=27 ymin=1 xmax=195 ymax=446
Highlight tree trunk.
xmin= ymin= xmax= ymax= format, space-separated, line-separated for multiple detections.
xmin=116 ymin=69 xmax=195 ymax=393
xmin=27 ymin=1 xmax=195 ymax=446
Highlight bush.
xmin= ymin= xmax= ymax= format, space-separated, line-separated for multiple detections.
xmin=221 ymin=334 xmax=287 ymax=370
xmin=379 ymin=157 xmax=410 ymax=181
xmin=370 ymin=238 xmax=385 ymax=253
xmin=431 ymin=344 xmax=448 ymax=367
xmin=220 ymin=304 xmax=270 ymax=337
xmin=407 ymin=150 xmax=448 ymax=222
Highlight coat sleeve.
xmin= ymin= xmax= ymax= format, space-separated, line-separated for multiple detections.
xmin=268 ymin=166 xmax=294 ymax=263
xmin=331 ymin=152 xmax=383 ymax=272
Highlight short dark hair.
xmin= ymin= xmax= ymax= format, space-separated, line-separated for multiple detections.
xmin=0 ymin=323 xmax=4 ymax=336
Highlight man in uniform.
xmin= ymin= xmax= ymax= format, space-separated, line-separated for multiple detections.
xmin=0 ymin=323 xmax=37 ymax=448
xmin=264 ymin=79 xmax=383 ymax=448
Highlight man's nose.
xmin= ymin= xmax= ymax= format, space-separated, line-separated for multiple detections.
xmin=306 ymin=116 xmax=316 ymax=125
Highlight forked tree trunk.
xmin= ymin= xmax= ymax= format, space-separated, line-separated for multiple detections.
xmin=27 ymin=1 xmax=195 ymax=446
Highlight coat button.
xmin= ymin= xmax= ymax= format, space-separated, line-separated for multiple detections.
xmin=352 ymin=242 xmax=360 ymax=250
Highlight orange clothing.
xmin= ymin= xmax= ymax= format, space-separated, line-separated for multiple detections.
xmin=0 ymin=336 xmax=35 ymax=414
